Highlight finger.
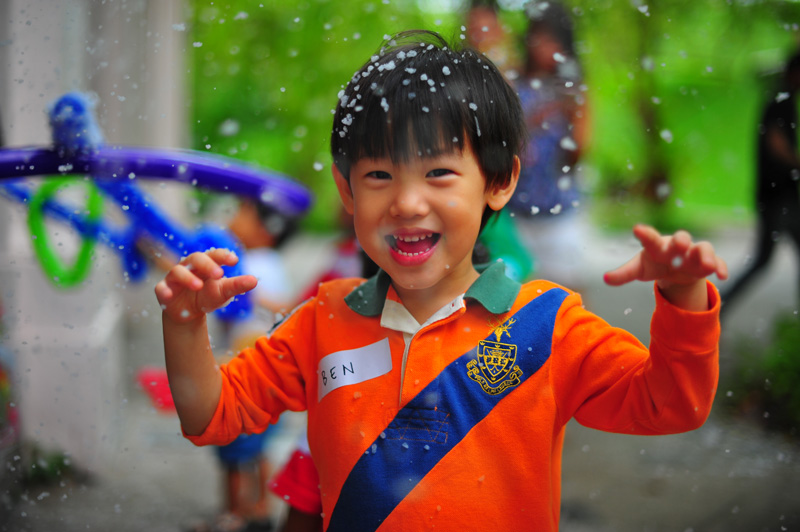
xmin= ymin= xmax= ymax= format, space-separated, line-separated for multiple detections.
xmin=667 ymin=230 xmax=693 ymax=258
xmin=603 ymin=253 xmax=643 ymax=286
xmin=632 ymin=224 xmax=669 ymax=260
xmin=154 ymin=279 xmax=174 ymax=305
xmin=217 ymin=275 xmax=258 ymax=302
xmin=716 ymin=255 xmax=729 ymax=281
xmin=179 ymin=252 xmax=227 ymax=281
xmin=204 ymin=247 xmax=241 ymax=268
xmin=164 ymin=263 xmax=205 ymax=291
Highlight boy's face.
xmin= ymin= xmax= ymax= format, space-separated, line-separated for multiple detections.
xmin=333 ymin=142 xmax=518 ymax=302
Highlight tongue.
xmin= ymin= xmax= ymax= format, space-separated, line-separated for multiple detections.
xmin=396 ymin=235 xmax=433 ymax=254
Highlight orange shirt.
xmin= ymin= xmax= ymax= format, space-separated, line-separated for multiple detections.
xmin=187 ymin=263 xmax=720 ymax=531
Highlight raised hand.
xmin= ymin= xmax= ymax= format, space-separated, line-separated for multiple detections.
xmin=603 ymin=224 xmax=728 ymax=311
xmin=154 ymin=248 xmax=258 ymax=323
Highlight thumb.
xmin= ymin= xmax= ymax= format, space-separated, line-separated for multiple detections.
xmin=603 ymin=254 xmax=642 ymax=286
xmin=219 ymin=275 xmax=258 ymax=302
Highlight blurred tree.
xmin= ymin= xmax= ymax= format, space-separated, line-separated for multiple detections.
xmin=187 ymin=0 xmax=800 ymax=232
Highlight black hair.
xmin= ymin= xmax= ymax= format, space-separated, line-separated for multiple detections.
xmin=331 ymin=29 xmax=525 ymax=196
xmin=525 ymin=2 xmax=575 ymax=53
xmin=255 ymin=200 xmax=298 ymax=248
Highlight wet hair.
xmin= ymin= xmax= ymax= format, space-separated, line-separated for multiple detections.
xmin=330 ymin=29 xmax=525 ymax=196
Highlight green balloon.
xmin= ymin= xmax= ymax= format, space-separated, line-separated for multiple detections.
xmin=27 ymin=177 xmax=103 ymax=288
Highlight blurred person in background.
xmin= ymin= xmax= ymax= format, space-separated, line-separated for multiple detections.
xmin=506 ymin=1 xmax=591 ymax=287
xmin=721 ymin=50 xmax=800 ymax=316
xmin=465 ymin=0 xmax=534 ymax=282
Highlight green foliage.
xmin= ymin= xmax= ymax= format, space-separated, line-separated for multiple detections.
xmin=722 ymin=310 xmax=800 ymax=437
xmin=187 ymin=0 xmax=800 ymax=232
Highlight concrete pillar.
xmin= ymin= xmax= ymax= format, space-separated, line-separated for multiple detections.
xmin=0 ymin=0 xmax=187 ymax=474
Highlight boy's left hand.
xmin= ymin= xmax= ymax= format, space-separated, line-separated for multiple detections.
xmin=603 ymin=224 xmax=728 ymax=311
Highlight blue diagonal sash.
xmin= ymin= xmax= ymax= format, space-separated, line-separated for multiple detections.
xmin=326 ymin=287 xmax=568 ymax=531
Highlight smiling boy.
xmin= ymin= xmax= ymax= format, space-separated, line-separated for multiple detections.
xmin=156 ymin=30 xmax=727 ymax=531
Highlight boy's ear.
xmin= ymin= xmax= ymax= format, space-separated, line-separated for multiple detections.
xmin=332 ymin=164 xmax=355 ymax=215
xmin=485 ymin=155 xmax=520 ymax=211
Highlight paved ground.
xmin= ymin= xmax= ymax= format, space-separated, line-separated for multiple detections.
xmin=3 ymin=225 xmax=800 ymax=532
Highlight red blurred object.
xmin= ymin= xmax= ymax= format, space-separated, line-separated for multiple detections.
xmin=136 ymin=366 xmax=176 ymax=412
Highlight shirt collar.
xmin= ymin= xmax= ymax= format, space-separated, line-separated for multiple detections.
xmin=344 ymin=260 xmax=521 ymax=317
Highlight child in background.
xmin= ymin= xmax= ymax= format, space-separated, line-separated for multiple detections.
xmin=157 ymin=30 xmax=727 ymax=531
xmin=507 ymin=2 xmax=591 ymax=286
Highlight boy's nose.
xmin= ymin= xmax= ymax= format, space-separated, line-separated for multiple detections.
xmin=389 ymin=183 xmax=430 ymax=219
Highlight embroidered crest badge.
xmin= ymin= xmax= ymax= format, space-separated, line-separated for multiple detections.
xmin=467 ymin=317 xmax=523 ymax=395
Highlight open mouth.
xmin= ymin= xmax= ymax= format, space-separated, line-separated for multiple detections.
xmin=386 ymin=232 xmax=441 ymax=257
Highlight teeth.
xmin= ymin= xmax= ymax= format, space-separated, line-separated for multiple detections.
xmin=395 ymin=247 xmax=431 ymax=257
xmin=396 ymin=232 xmax=433 ymax=242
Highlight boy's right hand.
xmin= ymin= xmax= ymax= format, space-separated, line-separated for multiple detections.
xmin=154 ymin=248 xmax=257 ymax=323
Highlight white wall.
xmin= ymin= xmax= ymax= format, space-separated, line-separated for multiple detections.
xmin=0 ymin=0 xmax=188 ymax=473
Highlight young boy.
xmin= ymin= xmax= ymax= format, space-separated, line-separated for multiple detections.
xmin=156 ymin=30 xmax=727 ymax=531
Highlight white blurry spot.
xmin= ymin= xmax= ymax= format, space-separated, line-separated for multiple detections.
xmin=234 ymin=11 xmax=249 ymax=20
xmin=624 ymin=308 xmax=632 ymax=315
xmin=638 ymin=4 xmax=649 ymax=14
xmin=560 ymin=136 xmax=577 ymax=151
xmin=660 ymin=129 xmax=673 ymax=143
xmin=172 ymin=23 xmax=186 ymax=31
xmin=553 ymin=52 xmax=566 ymax=63
xmin=280 ymin=87 xmax=286 ymax=93
xmin=655 ymin=181 xmax=671 ymax=200
xmin=371 ymin=443 xmax=378 ymax=453
xmin=442 ymin=66 xmax=451 ymax=76
xmin=671 ymin=255 xmax=683 ymax=268
xmin=530 ymin=78 xmax=542 ymax=90
xmin=128 ymin=172 xmax=136 ymax=180
xmin=180 ymin=309 xmax=190 ymax=319
xmin=530 ymin=205 xmax=540 ymax=215
xmin=652 ymin=96 xmax=661 ymax=105
xmin=557 ymin=176 xmax=571 ymax=191
xmin=422 ymin=106 xmax=430 ymax=113
xmin=380 ymin=431 xmax=386 ymax=439
xmin=706 ymin=65 xmax=713 ymax=73
xmin=193 ymin=42 xmax=203 ymax=48
xmin=218 ymin=119 xmax=240 ymax=137
xmin=550 ymin=204 xmax=562 ymax=215
xmin=381 ymin=98 xmax=389 ymax=112
xmin=468 ymin=102 xmax=478 ymax=111
xmin=641 ymin=56 xmax=654 ymax=72
xmin=313 ymin=162 xmax=324 ymax=171
xmin=424 ymin=444 xmax=430 ymax=451
xmin=402 ymin=442 xmax=409 ymax=449
xmin=776 ymin=92 xmax=790 ymax=103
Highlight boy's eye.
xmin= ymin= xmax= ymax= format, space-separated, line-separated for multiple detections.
xmin=427 ymin=168 xmax=453 ymax=178
xmin=367 ymin=170 xmax=392 ymax=180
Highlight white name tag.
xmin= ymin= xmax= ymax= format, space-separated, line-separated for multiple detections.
xmin=317 ymin=338 xmax=393 ymax=401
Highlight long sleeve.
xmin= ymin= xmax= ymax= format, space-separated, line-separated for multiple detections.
xmin=183 ymin=298 xmax=315 ymax=447
xmin=551 ymin=281 xmax=720 ymax=434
